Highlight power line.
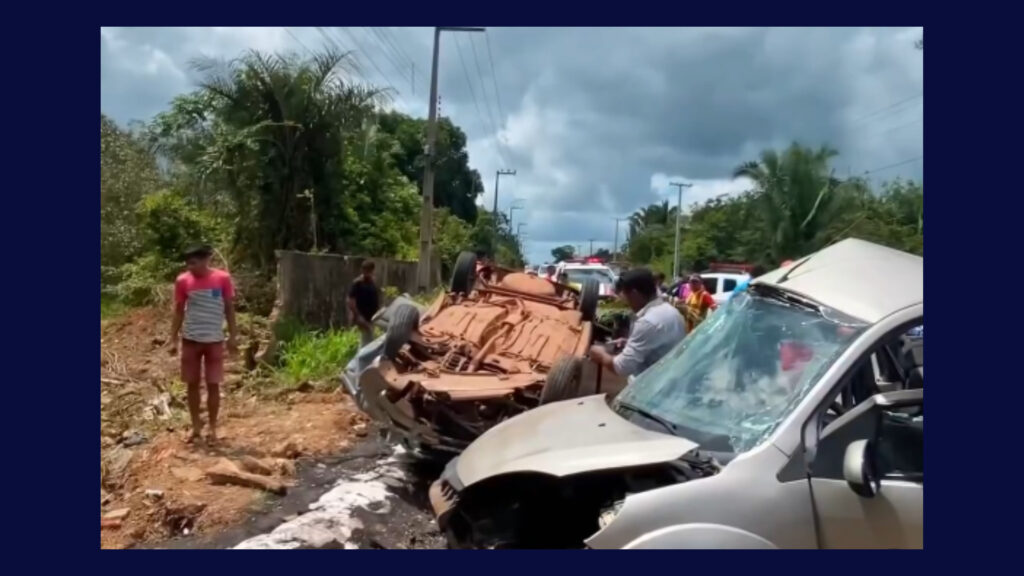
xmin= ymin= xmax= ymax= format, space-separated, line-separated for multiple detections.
xmin=371 ymin=27 xmax=414 ymax=73
xmin=313 ymin=27 xmax=370 ymax=85
xmin=377 ymin=27 xmax=425 ymax=94
xmin=851 ymin=94 xmax=923 ymax=125
xmin=863 ymin=156 xmax=923 ymax=175
xmin=868 ymin=117 xmax=923 ymax=138
xmin=483 ymin=31 xmax=514 ymax=161
xmin=469 ymin=35 xmax=499 ymax=140
xmin=453 ymin=34 xmax=492 ymax=143
xmin=363 ymin=26 xmax=414 ymax=89
xmin=336 ymin=27 xmax=409 ymax=109
xmin=285 ymin=27 xmax=315 ymax=55
xmin=484 ymin=31 xmax=507 ymax=126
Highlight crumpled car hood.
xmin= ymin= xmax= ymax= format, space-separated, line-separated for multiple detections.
xmin=454 ymin=394 xmax=698 ymax=487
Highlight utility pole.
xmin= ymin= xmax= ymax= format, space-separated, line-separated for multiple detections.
xmin=670 ymin=182 xmax=692 ymax=280
xmin=418 ymin=26 xmax=485 ymax=291
xmin=613 ymin=217 xmax=628 ymax=261
xmin=588 ymin=239 xmax=595 ymax=257
xmin=508 ymin=198 xmax=524 ymax=231
xmin=494 ymin=169 xmax=516 ymax=219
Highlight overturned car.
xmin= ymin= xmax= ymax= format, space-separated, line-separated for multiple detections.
xmin=356 ymin=251 xmax=608 ymax=456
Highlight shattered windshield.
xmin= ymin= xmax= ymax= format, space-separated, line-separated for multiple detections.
xmin=615 ymin=289 xmax=866 ymax=454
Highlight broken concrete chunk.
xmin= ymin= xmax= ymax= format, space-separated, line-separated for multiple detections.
xmin=144 ymin=489 xmax=165 ymax=500
xmin=104 ymin=507 xmax=131 ymax=521
xmin=206 ymin=459 xmax=287 ymax=495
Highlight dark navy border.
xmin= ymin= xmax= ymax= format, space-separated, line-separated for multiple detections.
xmin=10 ymin=1 xmax=1007 ymax=562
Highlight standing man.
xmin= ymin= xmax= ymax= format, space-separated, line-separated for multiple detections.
xmin=544 ymin=264 xmax=558 ymax=282
xmin=589 ymin=268 xmax=686 ymax=378
xmin=169 ymin=244 xmax=238 ymax=445
xmin=681 ymin=273 xmax=717 ymax=333
xmin=348 ymin=260 xmax=381 ymax=349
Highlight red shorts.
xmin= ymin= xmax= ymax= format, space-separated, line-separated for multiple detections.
xmin=181 ymin=339 xmax=225 ymax=384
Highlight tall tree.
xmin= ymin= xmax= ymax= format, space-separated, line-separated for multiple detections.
xmin=733 ymin=143 xmax=842 ymax=261
xmin=149 ymin=48 xmax=421 ymax=268
xmin=377 ymin=111 xmax=484 ymax=223
xmin=101 ymin=114 xmax=162 ymax=279
xmin=550 ymin=245 xmax=576 ymax=262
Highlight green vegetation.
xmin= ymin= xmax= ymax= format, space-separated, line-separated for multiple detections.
xmin=278 ymin=328 xmax=363 ymax=386
xmin=623 ymin=142 xmax=923 ymax=276
xmin=101 ymin=47 xmax=524 ymax=309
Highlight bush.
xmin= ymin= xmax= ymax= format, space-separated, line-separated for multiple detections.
xmin=278 ymin=328 xmax=362 ymax=385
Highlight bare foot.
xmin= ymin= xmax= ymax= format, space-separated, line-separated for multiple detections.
xmin=186 ymin=432 xmax=202 ymax=445
xmin=206 ymin=429 xmax=218 ymax=446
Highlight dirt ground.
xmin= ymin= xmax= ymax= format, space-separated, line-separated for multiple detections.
xmin=101 ymin=307 xmax=368 ymax=549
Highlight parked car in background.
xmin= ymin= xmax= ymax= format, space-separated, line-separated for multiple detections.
xmin=357 ymin=252 xmax=606 ymax=457
xmin=556 ymin=259 xmax=618 ymax=300
xmin=430 ymin=239 xmax=923 ymax=549
xmin=699 ymin=272 xmax=750 ymax=305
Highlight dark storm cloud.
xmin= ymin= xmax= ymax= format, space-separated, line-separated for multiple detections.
xmin=101 ymin=27 xmax=923 ymax=264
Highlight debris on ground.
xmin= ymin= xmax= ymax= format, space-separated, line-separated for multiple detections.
xmin=100 ymin=306 xmax=367 ymax=549
xmin=104 ymin=508 xmax=132 ymax=521
xmin=205 ymin=458 xmax=288 ymax=495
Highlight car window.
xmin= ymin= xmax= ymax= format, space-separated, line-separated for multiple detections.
xmin=876 ymin=407 xmax=923 ymax=482
xmin=703 ymin=277 xmax=718 ymax=294
xmin=723 ymin=278 xmax=737 ymax=292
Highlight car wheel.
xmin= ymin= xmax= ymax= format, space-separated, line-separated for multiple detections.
xmin=541 ymin=356 xmax=583 ymax=404
xmin=579 ymin=278 xmax=600 ymax=322
xmin=383 ymin=304 xmax=420 ymax=360
xmin=450 ymin=251 xmax=478 ymax=294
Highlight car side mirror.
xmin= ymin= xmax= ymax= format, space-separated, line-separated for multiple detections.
xmin=843 ymin=439 xmax=880 ymax=498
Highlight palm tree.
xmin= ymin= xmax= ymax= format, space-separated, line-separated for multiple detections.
xmin=629 ymin=200 xmax=678 ymax=237
xmin=187 ymin=48 xmax=387 ymax=265
xmin=733 ymin=143 xmax=842 ymax=261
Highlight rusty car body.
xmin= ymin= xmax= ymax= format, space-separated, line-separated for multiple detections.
xmin=358 ymin=251 xmax=603 ymax=456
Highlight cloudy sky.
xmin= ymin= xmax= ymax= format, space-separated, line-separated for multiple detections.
xmin=101 ymin=27 xmax=924 ymax=264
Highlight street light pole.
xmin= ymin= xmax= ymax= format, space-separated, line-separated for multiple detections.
xmin=669 ymin=181 xmax=692 ymax=280
xmin=418 ymin=26 xmax=486 ymax=291
xmin=508 ymin=198 xmax=524 ymax=231
xmin=494 ymin=169 xmax=516 ymax=218
xmin=613 ymin=217 xmax=628 ymax=261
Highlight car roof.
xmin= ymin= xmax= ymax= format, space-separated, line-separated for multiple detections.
xmin=754 ymin=238 xmax=922 ymax=324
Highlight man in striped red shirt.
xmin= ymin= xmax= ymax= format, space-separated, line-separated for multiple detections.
xmin=169 ymin=244 xmax=238 ymax=445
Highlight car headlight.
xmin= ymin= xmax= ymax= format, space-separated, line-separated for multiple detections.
xmin=598 ymin=500 xmax=624 ymax=529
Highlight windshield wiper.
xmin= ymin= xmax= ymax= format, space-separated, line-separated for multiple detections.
xmin=616 ymin=402 xmax=679 ymax=436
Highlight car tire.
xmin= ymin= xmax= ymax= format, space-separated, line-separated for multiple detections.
xmin=579 ymin=278 xmax=600 ymax=322
xmin=383 ymin=304 xmax=420 ymax=360
xmin=541 ymin=356 xmax=583 ymax=404
xmin=450 ymin=251 xmax=478 ymax=295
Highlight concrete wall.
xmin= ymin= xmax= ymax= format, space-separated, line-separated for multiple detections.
xmin=275 ymin=250 xmax=441 ymax=330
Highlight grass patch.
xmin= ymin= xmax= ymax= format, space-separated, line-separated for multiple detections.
xmin=278 ymin=328 xmax=363 ymax=386
xmin=101 ymin=295 xmax=127 ymax=320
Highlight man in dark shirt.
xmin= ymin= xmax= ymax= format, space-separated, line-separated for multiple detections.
xmin=348 ymin=260 xmax=380 ymax=348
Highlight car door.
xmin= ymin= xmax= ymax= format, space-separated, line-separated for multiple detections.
xmin=806 ymin=390 xmax=923 ymax=548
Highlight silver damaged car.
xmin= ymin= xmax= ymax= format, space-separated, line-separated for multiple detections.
xmin=429 ymin=238 xmax=923 ymax=549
